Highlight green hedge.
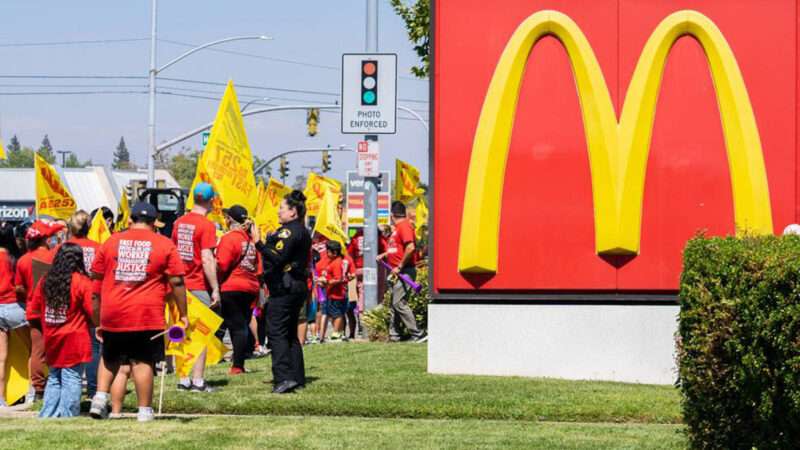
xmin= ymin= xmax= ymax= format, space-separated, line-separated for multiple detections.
xmin=679 ymin=235 xmax=800 ymax=449
xmin=363 ymin=265 xmax=430 ymax=341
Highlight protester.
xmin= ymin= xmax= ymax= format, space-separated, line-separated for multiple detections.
xmin=66 ymin=210 xmax=102 ymax=397
xmin=171 ymin=182 xmax=220 ymax=392
xmin=15 ymin=220 xmax=64 ymax=399
xmin=346 ymin=228 xmax=365 ymax=339
xmin=89 ymin=203 xmax=188 ymax=422
xmin=0 ymin=243 xmax=26 ymax=408
xmin=26 ymin=243 xmax=96 ymax=417
xmin=318 ymin=241 xmax=348 ymax=342
xmin=255 ymin=191 xmax=312 ymax=394
xmin=216 ymin=205 xmax=262 ymax=375
xmin=379 ymin=202 xmax=427 ymax=343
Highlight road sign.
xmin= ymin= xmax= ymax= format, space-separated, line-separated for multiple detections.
xmin=357 ymin=140 xmax=380 ymax=177
xmin=346 ymin=170 xmax=391 ymax=230
xmin=201 ymin=130 xmax=210 ymax=148
xmin=341 ymin=53 xmax=397 ymax=134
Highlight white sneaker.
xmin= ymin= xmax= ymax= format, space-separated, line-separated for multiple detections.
xmin=89 ymin=396 xmax=109 ymax=420
xmin=109 ymin=412 xmax=123 ymax=419
xmin=137 ymin=408 xmax=155 ymax=422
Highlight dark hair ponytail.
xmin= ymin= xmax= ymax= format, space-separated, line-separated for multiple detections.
xmin=43 ymin=243 xmax=86 ymax=317
xmin=284 ymin=190 xmax=307 ymax=219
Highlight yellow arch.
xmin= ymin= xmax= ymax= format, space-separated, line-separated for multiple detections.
xmin=458 ymin=9 xmax=772 ymax=275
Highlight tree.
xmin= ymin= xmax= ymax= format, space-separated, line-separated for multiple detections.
xmin=38 ymin=134 xmax=56 ymax=163
xmin=390 ymin=0 xmax=430 ymax=78
xmin=0 ymin=145 xmax=35 ymax=168
xmin=165 ymin=147 xmax=200 ymax=188
xmin=113 ymin=136 xmax=132 ymax=169
xmin=64 ymin=152 xmax=91 ymax=168
xmin=7 ymin=135 xmax=21 ymax=155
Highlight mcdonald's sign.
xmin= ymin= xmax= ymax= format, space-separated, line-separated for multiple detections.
xmin=433 ymin=1 xmax=798 ymax=294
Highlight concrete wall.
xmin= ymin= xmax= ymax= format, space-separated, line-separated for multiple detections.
xmin=428 ymin=303 xmax=679 ymax=385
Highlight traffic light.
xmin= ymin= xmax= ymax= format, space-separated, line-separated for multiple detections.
xmin=279 ymin=157 xmax=289 ymax=180
xmin=321 ymin=150 xmax=331 ymax=173
xmin=307 ymin=108 xmax=320 ymax=137
xmin=361 ymin=60 xmax=378 ymax=106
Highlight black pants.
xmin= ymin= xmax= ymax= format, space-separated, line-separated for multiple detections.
xmin=221 ymin=291 xmax=256 ymax=369
xmin=267 ymin=292 xmax=306 ymax=385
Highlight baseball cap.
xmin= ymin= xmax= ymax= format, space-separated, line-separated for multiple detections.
xmin=222 ymin=205 xmax=248 ymax=224
xmin=25 ymin=220 xmax=65 ymax=241
xmin=193 ymin=182 xmax=216 ymax=202
xmin=131 ymin=202 xmax=158 ymax=221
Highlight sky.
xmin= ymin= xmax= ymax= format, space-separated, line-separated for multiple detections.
xmin=0 ymin=0 xmax=430 ymax=183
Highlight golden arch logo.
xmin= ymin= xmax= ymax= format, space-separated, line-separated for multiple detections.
xmin=458 ymin=10 xmax=773 ymax=275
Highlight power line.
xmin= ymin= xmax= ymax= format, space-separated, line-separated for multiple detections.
xmin=0 ymin=90 xmax=147 ymax=96
xmin=0 ymin=75 xmax=146 ymax=80
xmin=0 ymin=83 xmax=147 ymax=88
xmin=0 ymin=38 xmax=149 ymax=48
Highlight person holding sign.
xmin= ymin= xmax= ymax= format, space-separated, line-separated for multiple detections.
xmin=89 ymin=203 xmax=188 ymax=422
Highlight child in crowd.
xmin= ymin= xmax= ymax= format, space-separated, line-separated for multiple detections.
xmin=26 ymin=243 xmax=96 ymax=417
xmin=318 ymin=241 xmax=347 ymax=342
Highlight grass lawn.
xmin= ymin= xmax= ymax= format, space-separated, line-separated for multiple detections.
xmin=151 ymin=342 xmax=682 ymax=423
xmin=1 ymin=416 xmax=685 ymax=449
xmin=0 ymin=342 xmax=686 ymax=449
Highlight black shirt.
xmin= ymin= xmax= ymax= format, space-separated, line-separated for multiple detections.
xmin=256 ymin=218 xmax=311 ymax=294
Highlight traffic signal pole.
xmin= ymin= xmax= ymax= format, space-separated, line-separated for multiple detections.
xmin=363 ymin=0 xmax=381 ymax=312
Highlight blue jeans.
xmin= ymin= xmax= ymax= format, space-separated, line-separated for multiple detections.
xmin=85 ymin=328 xmax=101 ymax=397
xmin=39 ymin=364 xmax=84 ymax=418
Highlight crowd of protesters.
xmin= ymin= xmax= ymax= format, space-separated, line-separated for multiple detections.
xmin=0 ymin=181 xmax=427 ymax=420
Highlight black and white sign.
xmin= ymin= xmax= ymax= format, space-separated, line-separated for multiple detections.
xmin=341 ymin=53 xmax=397 ymax=134
xmin=357 ymin=140 xmax=380 ymax=177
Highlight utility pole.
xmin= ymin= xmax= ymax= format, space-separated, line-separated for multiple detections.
xmin=363 ymin=0 xmax=380 ymax=312
xmin=147 ymin=0 xmax=158 ymax=186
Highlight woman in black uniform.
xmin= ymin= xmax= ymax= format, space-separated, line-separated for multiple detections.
xmin=255 ymin=191 xmax=312 ymax=394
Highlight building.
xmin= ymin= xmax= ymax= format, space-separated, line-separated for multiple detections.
xmin=429 ymin=0 xmax=797 ymax=384
xmin=0 ymin=167 xmax=179 ymax=223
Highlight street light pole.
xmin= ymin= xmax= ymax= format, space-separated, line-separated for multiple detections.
xmin=241 ymin=97 xmax=272 ymax=112
xmin=363 ymin=0 xmax=381 ymax=312
xmin=145 ymin=0 xmax=271 ymax=187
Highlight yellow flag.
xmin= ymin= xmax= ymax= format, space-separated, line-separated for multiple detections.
xmin=189 ymin=80 xmax=257 ymax=214
xmin=35 ymin=153 xmax=76 ymax=220
xmin=167 ymin=291 xmax=225 ymax=378
xmin=253 ymin=179 xmax=267 ymax=216
xmin=255 ymin=178 xmax=291 ymax=237
xmin=304 ymin=172 xmax=342 ymax=217
xmin=415 ymin=195 xmax=428 ymax=240
xmin=3 ymin=328 xmax=30 ymax=405
xmin=114 ymin=191 xmax=130 ymax=232
xmin=313 ymin=189 xmax=348 ymax=247
xmin=0 ymin=137 xmax=6 ymax=160
xmin=187 ymin=150 xmax=226 ymax=228
xmin=395 ymin=159 xmax=424 ymax=203
xmin=87 ymin=208 xmax=112 ymax=244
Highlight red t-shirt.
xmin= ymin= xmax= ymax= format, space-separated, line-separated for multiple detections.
xmin=26 ymin=273 xmax=93 ymax=368
xmin=0 ymin=250 xmax=16 ymax=304
xmin=92 ymin=228 xmax=185 ymax=332
xmin=344 ymin=254 xmax=356 ymax=278
xmin=67 ymin=237 xmax=101 ymax=272
xmin=347 ymin=232 xmax=364 ymax=270
xmin=217 ymin=229 xmax=262 ymax=295
xmin=15 ymin=246 xmax=54 ymax=302
xmin=322 ymin=256 xmax=347 ymax=300
xmin=171 ymin=212 xmax=217 ymax=292
xmin=386 ymin=219 xmax=416 ymax=269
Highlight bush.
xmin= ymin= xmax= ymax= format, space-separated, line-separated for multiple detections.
xmin=678 ymin=234 xmax=800 ymax=449
xmin=363 ymin=265 xmax=430 ymax=341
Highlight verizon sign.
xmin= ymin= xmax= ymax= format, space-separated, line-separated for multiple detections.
xmin=0 ymin=202 xmax=34 ymax=222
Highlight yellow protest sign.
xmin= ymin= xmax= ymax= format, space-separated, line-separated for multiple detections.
xmin=415 ymin=195 xmax=428 ymax=240
xmin=166 ymin=291 xmax=225 ymax=378
xmin=303 ymin=172 xmax=341 ymax=217
xmin=255 ymin=178 xmax=291 ymax=237
xmin=395 ymin=159 xmax=423 ymax=203
xmin=3 ymin=328 xmax=30 ymax=405
xmin=193 ymin=80 xmax=257 ymax=214
xmin=87 ymin=209 xmax=111 ymax=244
xmin=114 ymin=190 xmax=130 ymax=232
xmin=313 ymin=189 xmax=348 ymax=248
xmin=35 ymin=153 xmax=76 ymax=220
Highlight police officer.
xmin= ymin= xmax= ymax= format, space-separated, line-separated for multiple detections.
xmin=254 ymin=190 xmax=312 ymax=394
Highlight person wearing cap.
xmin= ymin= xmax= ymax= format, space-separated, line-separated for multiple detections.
xmin=254 ymin=190 xmax=312 ymax=394
xmin=170 ymin=181 xmax=220 ymax=392
xmin=89 ymin=202 xmax=188 ymax=422
xmin=380 ymin=201 xmax=427 ymax=343
xmin=14 ymin=220 xmax=65 ymax=399
xmin=216 ymin=205 xmax=262 ymax=375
